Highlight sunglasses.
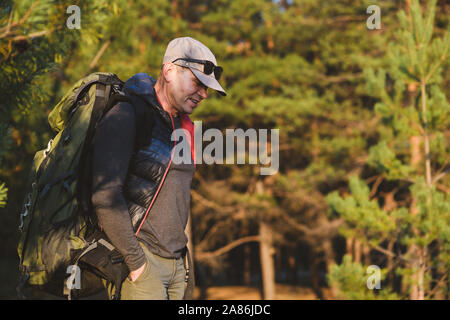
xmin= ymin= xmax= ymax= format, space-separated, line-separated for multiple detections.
xmin=172 ymin=58 xmax=223 ymax=81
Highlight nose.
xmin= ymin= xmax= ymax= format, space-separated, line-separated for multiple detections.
xmin=198 ymin=85 xmax=208 ymax=100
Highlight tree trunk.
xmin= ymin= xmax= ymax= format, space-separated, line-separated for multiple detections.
xmin=243 ymin=239 xmax=252 ymax=286
xmin=409 ymin=245 xmax=426 ymax=300
xmin=322 ymin=239 xmax=338 ymax=299
xmin=309 ymin=249 xmax=323 ymax=299
xmin=408 ymin=136 xmax=421 ymax=300
xmin=362 ymin=244 xmax=371 ymax=266
xmin=354 ymin=239 xmax=362 ymax=263
xmin=386 ymin=239 xmax=395 ymax=288
xmin=287 ymin=247 xmax=297 ymax=285
xmin=259 ymin=221 xmax=276 ymax=300
xmin=410 ymin=136 xmax=422 ymax=168
xmin=417 ymin=247 xmax=426 ymax=300
xmin=346 ymin=237 xmax=354 ymax=259
xmin=241 ymin=223 xmax=252 ymax=286
xmin=409 ymin=132 xmax=428 ymax=299
xmin=432 ymin=240 xmax=447 ymax=299
xmin=256 ymin=180 xmax=276 ymax=300
xmin=421 ymin=75 xmax=432 ymax=189
xmin=409 ymin=82 xmax=431 ymax=300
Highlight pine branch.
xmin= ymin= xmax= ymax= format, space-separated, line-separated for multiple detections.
xmin=10 ymin=29 xmax=51 ymax=42
xmin=0 ymin=1 xmax=41 ymax=38
xmin=436 ymin=183 xmax=449 ymax=194
xmin=195 ymin=212 xmax=243 ymax=252
xmin=369 ymin=175 xmax=384 ymax=198
xmin=191 ymin=189 xmax=236 ymax=214
xmin=365 ymin=239 xmax=415 ymax=264
xmin=425 ymin=271 xmax=449 ymax=299
xmin=89 ymin=39 xmax=112 ymax=70
xmin=424 ymin=32 xmax=449 ymax=83
xmin=2 ymin=3 xmax=14 ymax=37
xmin=317 ymin=73 xmax=364 ymax=84
xmin=195 ymin=235 xmax=261 ymax=261
xmin=432 ymin=169 xmax=448 ymax=184
xmin=277 ymin=209 xmax=344 ymax=239
xmin=300 ymin=15 xmax=366 ymax=27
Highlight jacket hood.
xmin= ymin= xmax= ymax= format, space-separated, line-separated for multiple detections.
xmin=123 ymin=72 xmax=157 ymax=103
xmin=123 ymin=73 xmax=194 ymax=136
xmin=123 ymin=73 xmax=156 ymax=101
xmin=123 ymin=72 xmax=170 ymax=124
xmin=123 ymin=72 xmax=196 ymax=166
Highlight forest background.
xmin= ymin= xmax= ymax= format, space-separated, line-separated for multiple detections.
xmin=0 ymin=0 xmax=448 ymax=300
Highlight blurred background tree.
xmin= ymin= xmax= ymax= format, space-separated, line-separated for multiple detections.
xmin=326 ymin=0 xmax=449 ymax=300
xmin=0 ymin=0 xmax=448 ymax=299
xmin=0 ymin=0 xmax=125 ymax=298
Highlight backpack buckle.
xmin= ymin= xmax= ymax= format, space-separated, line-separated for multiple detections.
xmin=19 ymin=193 xmax=32 ymax=232
xmin=43 ymin=139 xmax=54 ymax=158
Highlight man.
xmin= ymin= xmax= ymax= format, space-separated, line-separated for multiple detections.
xmin=90 ymin=37 xmax=226 ymax=300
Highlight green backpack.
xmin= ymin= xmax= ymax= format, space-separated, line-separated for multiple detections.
xmin=17 ymin=72 xmax=133 ymax=300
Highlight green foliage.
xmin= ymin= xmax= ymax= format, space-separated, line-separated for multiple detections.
xmin=0 ymin=1 xmax=125 ymax=298
xmin=0 ymin=0 xmax=448 ymax=299
xmin=406 ymin=179 xmax=450 ymax=248
xmin=1 ymin=1 xmax=70 ymax=114
xmin=392 ymin=0 xmax=449 ymax=84
xmin=0 ymin=0 xmax=125 ymax=114
xmin=327 ymin=0 xmax=449 ymax=299
xmin=367 ymin=141 xmax=412 ymax=180
xmin=327 ymin=255 xmax=400 ymax=300
xmin=326 ymin=176 xmax=396 ymax=244
xmin=0 ymin=182 xmax=7 ymax=208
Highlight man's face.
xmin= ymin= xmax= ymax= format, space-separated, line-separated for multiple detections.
xmin=168 ymin=66 xmax=208 ymax=115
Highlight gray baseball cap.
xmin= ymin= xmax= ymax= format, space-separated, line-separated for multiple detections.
xmin=162 ymin=37 xmax=227 ymax=96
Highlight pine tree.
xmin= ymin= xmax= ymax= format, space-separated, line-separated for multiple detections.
xmin=0 ymin=0 xmax=123 ymax=298
xmin=326 ymin=0 xmax=449 ymax=300
xmin=1 ymin=0 xmax=448 ymax=300
xmin=0 ymin=0 xmax=124 ymax=202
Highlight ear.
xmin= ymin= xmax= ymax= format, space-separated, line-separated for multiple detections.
xmin=162 ymin=62 xmax=177 ymax=83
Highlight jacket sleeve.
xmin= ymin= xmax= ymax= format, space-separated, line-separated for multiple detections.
xmin=91 ymin=101 xmax=146 ymax=272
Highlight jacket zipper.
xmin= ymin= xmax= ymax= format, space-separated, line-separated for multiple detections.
xmin=134 ymin=112 xmax=177 ymax=236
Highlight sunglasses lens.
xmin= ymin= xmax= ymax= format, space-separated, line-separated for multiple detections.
xmin=214 ymin=66 xmax=223 ymax=80
xmin=193 ymin=59 xmax=222 ymax=80
xmin=203 ymin=61 xmax=214 ymax=75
